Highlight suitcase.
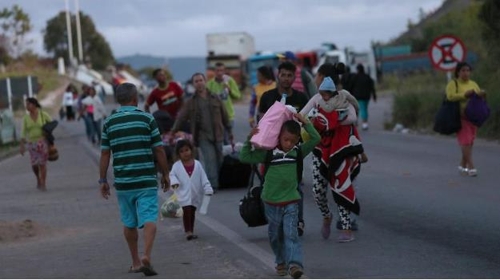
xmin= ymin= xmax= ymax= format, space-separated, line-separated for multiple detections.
xmin=218 ymin=151 xmax=252 ymax=189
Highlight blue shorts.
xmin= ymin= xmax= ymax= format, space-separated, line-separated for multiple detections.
xmin=116 ymin=187 xmax=158 ymax=229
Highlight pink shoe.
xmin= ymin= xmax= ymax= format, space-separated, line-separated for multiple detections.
xmin=337 ymin=230 xmax=355 ymax=243
xmin=321 ymin=214 xmax=332 ymax=239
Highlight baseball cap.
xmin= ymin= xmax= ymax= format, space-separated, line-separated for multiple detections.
xmin=278 ymin=51 xmax=297 ymax=61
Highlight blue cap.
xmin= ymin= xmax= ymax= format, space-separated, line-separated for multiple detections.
xmin=318 ymin=77 xmax=337 ymax=92
xmin=282 ymin=51 xmax=297 ymax=61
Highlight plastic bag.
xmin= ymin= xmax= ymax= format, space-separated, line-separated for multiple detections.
xmin=160 ymin=193 xmax=183 ymax=219
xmin=250 ymin=101 xmax=295 ymax=149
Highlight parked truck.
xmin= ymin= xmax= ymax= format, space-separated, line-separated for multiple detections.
xmin=313 ymin=44 xmax=378 ymax=83
xmin=205 ymin=32 xmax=256 ymax=90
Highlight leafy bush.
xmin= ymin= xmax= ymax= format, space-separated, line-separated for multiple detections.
xmin=392 ymin=79 xmax=443 ymax=130
xmin=388 ymin=1 xmax=500 ymax=140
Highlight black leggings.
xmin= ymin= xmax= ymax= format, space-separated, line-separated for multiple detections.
xmin=182 ymin=205 xmax=196 ymax=233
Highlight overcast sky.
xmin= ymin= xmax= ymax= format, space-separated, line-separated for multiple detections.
xmin=3 ymin=0 xmax=444 ymax=58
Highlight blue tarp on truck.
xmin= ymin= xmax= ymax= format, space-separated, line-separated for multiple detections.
xmin=380 ymin=51 xmax=478 ymax=74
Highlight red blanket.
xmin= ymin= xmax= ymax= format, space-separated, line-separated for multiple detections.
xmin=311 ymin=107 xmax=363 ymax=215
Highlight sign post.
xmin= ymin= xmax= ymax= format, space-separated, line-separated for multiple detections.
xmin=428 ymin=34 xmax=467 ymax=81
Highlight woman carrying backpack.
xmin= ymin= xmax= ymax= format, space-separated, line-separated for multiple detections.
xmin=446 ymin=62 xmax=486 ymax=177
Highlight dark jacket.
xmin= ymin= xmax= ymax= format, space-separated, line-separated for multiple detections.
xmin=172 ymin=90 xmax=231 ymax=146
xmin=350 ymin=73 xmax=376 ymax=101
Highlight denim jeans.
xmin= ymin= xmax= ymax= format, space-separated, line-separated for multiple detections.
xmin=264 ymin=202 xmax=303 ymax=269
xmin=198 ymin=139 xmax=223 ymax=189
xmin=83 ymin=114 xmax=94 ymax=142
xmin=92 ymin=119 xmax=102 ymax=143
xmin=223 ymin=120 xmax=234 ymax=145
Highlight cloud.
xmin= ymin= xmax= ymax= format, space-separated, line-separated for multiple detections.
xmin=1 ymin=0 xmax=444 ymax=57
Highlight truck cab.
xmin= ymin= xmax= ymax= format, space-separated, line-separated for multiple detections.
xmin=313 ymin=49 xmax=348 ymax=75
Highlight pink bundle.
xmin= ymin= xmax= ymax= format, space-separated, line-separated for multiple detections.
xmin=251 ymin=101 xmax=295 ymax=149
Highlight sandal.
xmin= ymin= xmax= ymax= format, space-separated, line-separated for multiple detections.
xmin=186 ymin=234 xmax=198 ymax=241
xmin=468 ymin=169 xmax=478 ymax=177
xmin=128 ymin=266 xmax=141 ymax=273
xmin=140 ymin=257 xmax=158 ymax=276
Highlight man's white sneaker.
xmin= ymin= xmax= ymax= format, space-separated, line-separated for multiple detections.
xmin=362 ymin=123 xmax=369 ymax=130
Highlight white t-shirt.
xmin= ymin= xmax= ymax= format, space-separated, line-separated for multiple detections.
xmin=82 ymin=95 xmax=106 ymax=121
xmin=62 ymin=91 xmax=74 ymax=106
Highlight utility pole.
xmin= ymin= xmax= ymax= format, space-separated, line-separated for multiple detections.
xmin=74 ymin=0 xmax=83 ymax=63
xmin=64 ymin=0 xmax=74 ymax=65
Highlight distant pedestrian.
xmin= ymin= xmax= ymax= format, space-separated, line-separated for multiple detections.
xmin=144 ymin=68 xmax=184 ymax=119
xmin=82 ymin=86 xmax=107 ymax=145
xmin=206 ymin=62 xmax=241 ymax=145
xmin=61 ymin=84 xmax=76 ymax=121
xmin=19 ymin=97 xmax=52 ymax=191
xmin=172 ymin=73 xmax=233 ymax=191
xmin=446 ymin=62 xmax=486 ymax=177
xmin=239 ymin=114 xmax=320 ymax=279
xmin=340 ymin=65 xmax=354 ymax=92
xmin=249 ymin=65 xmax=276 ymax=127
xmin=77 ymin=85 xmax=94 ymax=143
xmin=92 ymin=80 xmax=106 ymax=103
xmin=99 ymin=83 xmax=170 ymax=277
xmin=169 ymin=139 xmax=213 ymax=240
xmin=259 ymin=61 xmax=309 ymax=236
xmin=350 ymin=64 xmax=377 ymax=130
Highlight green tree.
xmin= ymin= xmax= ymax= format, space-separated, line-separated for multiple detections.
xmin=479 ymin=0 xmax=500 ymax=60
xmin=0 ymin=5 xmax=32 ymax=58
xmin=43 ymin=11 xmax=114 ymax=70
xmin=409 ymin=3 xmax=484 ymax=54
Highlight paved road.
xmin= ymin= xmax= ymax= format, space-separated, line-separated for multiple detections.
xmin=1 ymin=95 xmax=500 ymax=278
xmin=209 ymin=97 xmax=500 ymax=278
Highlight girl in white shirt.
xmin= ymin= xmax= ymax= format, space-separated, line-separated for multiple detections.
xmin=169 ymin=140 xmax=213 ymax=240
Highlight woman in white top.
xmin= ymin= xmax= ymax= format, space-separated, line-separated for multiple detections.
xmin=62 ymin=85 xmax=76 ymax=120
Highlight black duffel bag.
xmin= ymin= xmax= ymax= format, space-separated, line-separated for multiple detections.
xmin=433 ymin=95 xmax=461 ymax=135
xmin=239 ymin=164 xmax=267 ymax=227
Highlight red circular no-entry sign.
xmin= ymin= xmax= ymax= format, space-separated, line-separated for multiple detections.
xmin=428 ymin=35 xmax=467 ymax=71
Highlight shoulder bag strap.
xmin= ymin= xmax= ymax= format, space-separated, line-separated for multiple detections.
xmin=296 ymin=147 xmax=303 ymax=183
xmin=40 ymin=110 xmax=46 ymax=125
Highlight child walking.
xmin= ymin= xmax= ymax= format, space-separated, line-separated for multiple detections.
xmin=169 ymin=140 xmax=213 ymax=240
xmin=239 ymin=113 xmax=320 ymax=279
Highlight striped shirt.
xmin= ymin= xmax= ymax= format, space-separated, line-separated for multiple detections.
xmin=101 ymin=106 xmax=162 ymax=190
xmin=292 ymin=66 xmax=305 ymax=92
